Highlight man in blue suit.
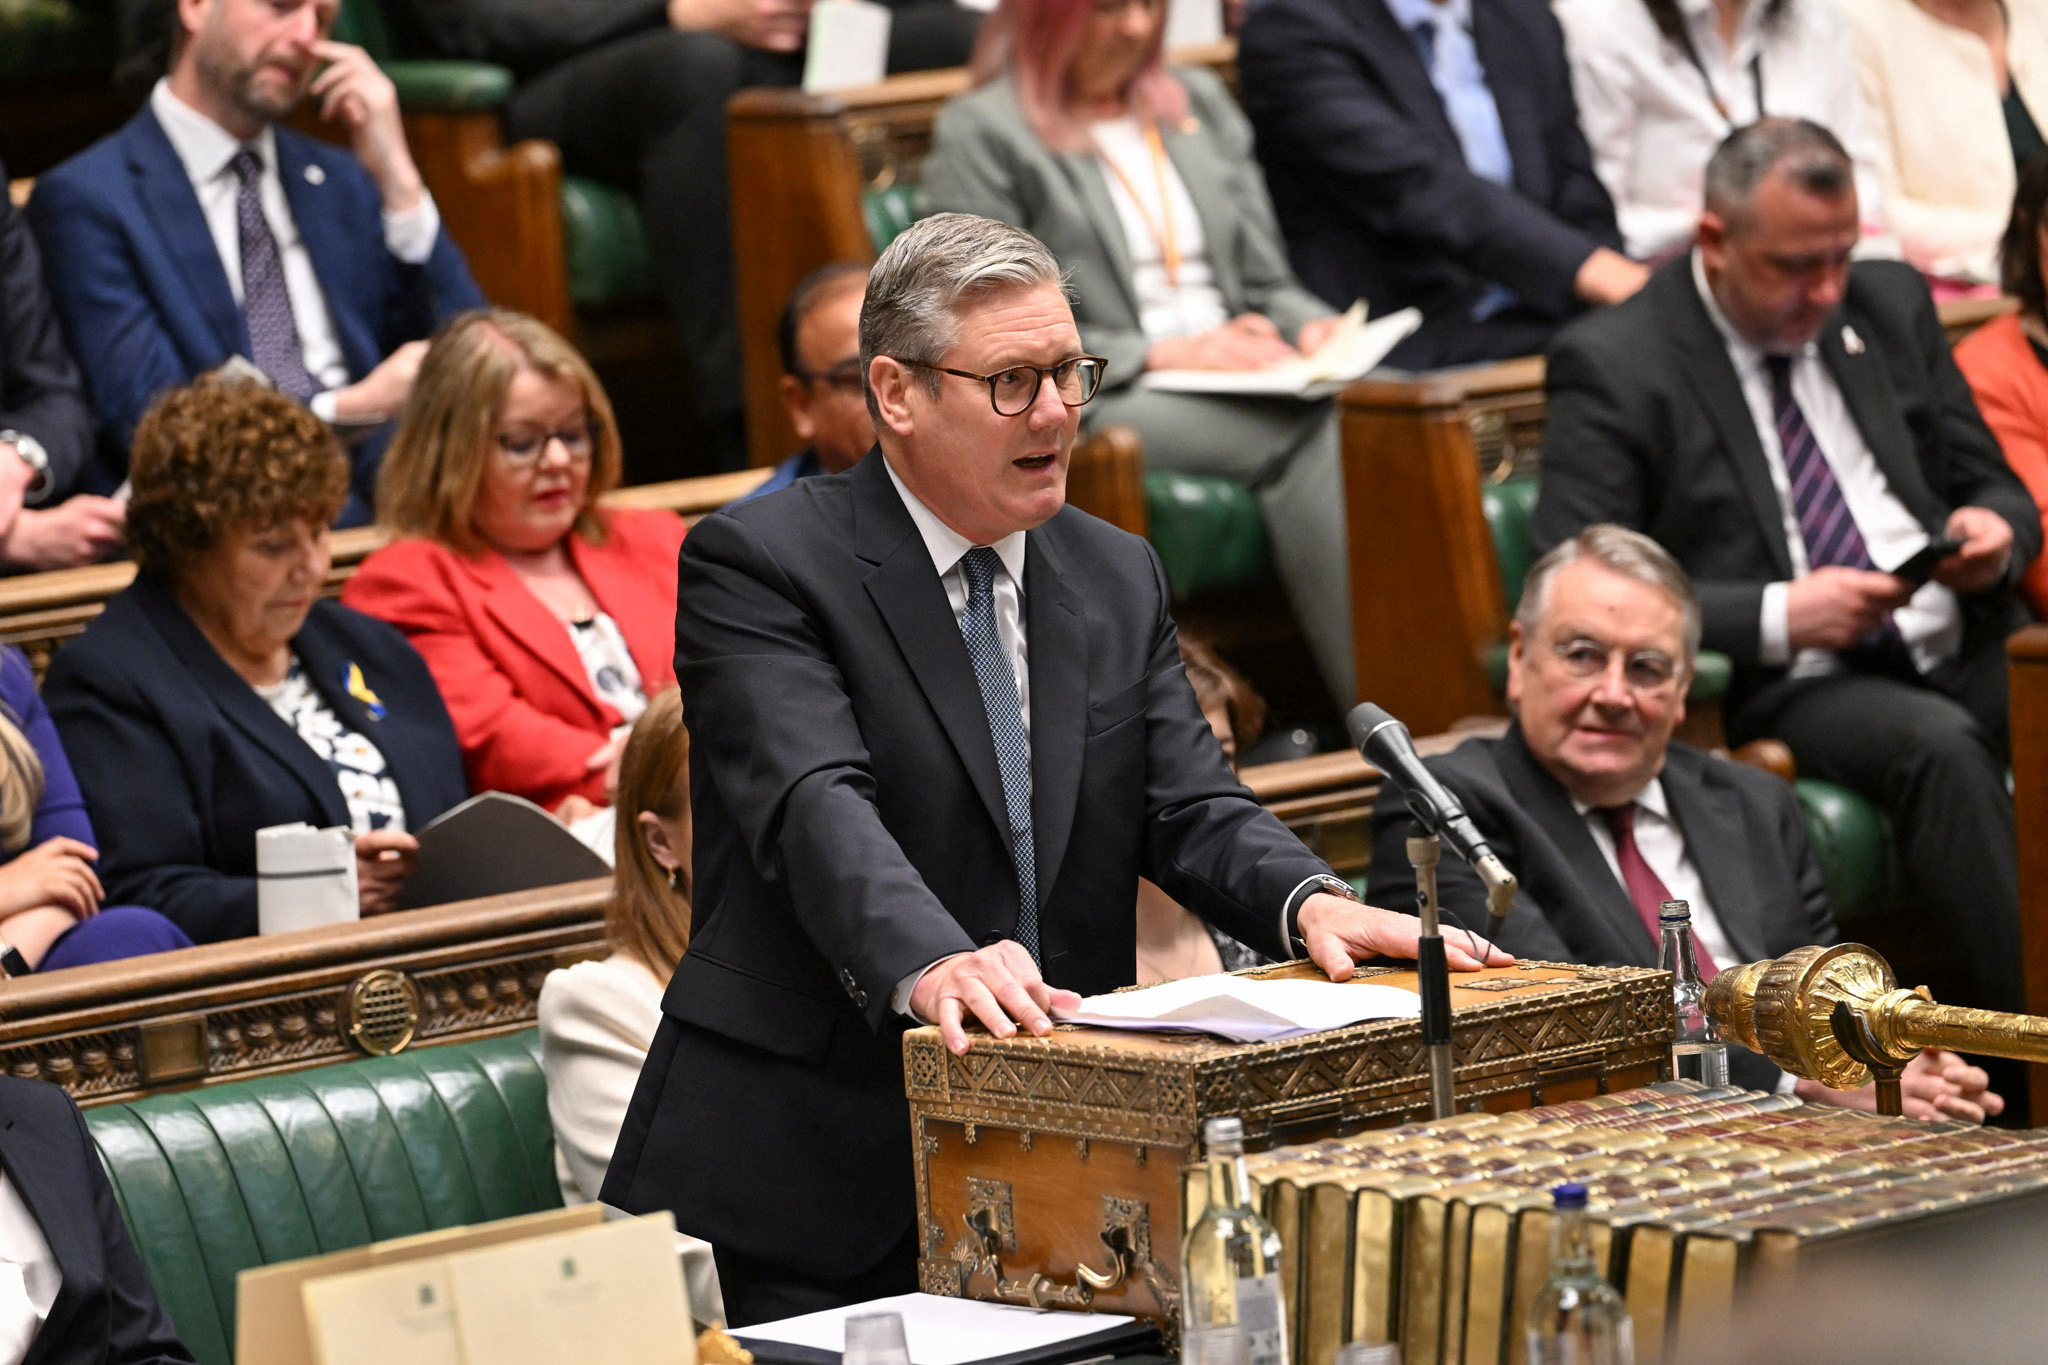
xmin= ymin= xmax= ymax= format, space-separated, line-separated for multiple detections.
xmin=1237 ymin=0 xmax=1645 ymax=370
xmin=28 ymin=0 xmax=484 ymax=524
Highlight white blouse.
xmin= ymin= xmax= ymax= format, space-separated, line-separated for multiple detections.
xmin=1089 ymin=115 xmax=1231 ymax=343
xmin=0 ymin=1173 xmax=58 ymax=1365
xmin=1558 ymin=0 xmax=1896 ymax=262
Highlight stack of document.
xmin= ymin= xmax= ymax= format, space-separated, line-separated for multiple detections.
xmin=1140 ymin=303 xmax=1423 ymax=400
xmin=1051 ymin=973 xmax=1421 ymax=1043
xmin=733 ymin=1292 xmax=1155 ymax=1365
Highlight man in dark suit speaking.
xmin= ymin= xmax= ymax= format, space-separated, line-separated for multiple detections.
xmin=1367 ymin=525 xmax=1997 ymax=1119
xmin=600 ymin=213 xmax=1507 ymax=1325
xmin=1533 ymin=118 xmax=2038 ymax=1019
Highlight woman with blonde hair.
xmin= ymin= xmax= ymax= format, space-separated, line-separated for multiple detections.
xmin=537 ymin=688 xmax=722 ymax=1316
xmin=344 ymin=309 xmax=687 ymax=816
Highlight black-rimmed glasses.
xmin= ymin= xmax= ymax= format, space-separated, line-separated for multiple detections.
xmin=902 ymin=355 xmax=1108 ymax=416
xmin=1550 ymin=637 xmax=1682 ymax=693
xmin=493 ymin=421 xmax=597 ymax=468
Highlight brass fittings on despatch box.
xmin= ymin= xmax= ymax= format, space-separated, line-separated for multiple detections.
xmin=937 ymin=1179 xmax=1178 ymax=1321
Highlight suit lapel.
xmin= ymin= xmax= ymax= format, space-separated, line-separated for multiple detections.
xmin=1660 ymin=748 xmax=1771 ymax=962
xmin=1498 ymin=728 xmax=1659 ymax=964
xmin=1360 ymin=0 xmax=1462 ymax=149
xmin=1159 ymin=118 xmax=1245 ymax=311
xmin=471 ymin=551 xmax=609 ymax=718
xmin=134 ymin=578 xmax=348 ymax=825
xmin=1052 ymin=151 xmax=1144 ymax=324
xmin=1023 ymin=526 xmax=1085 ymax=910
xmin=1817 ymin=319 xmax=1941 ymax=536
xmin=274 ymin=134 xmax=371 ymax=376
xmin=0 ymin=1107 xmax=92 ymax=1365
xmin=854 ymin=459 xmax=1010 ymax=839
xmin=126 ymin=112 xmax=246 ymax=360
xmin=570 ymin=524 xmax=676 ymax=689
xmin=1665 ymin=267 xmax=1797 ymax=579
xmin=1471 ymin=2 xmax=1541 ymax=196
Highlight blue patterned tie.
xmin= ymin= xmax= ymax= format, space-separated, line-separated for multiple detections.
xmin=958 ymin=547 xmax=1038 ymax=963
xmin=1765 ymin=355 xmax=1911 ymax=670
xmin=230 ymin=148 xmax=318 ymax=401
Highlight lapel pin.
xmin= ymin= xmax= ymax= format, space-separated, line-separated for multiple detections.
xmin=1842 ymin=324 xmax=1865 ymax=355
xmin=304 ymin=164 xmax=325 ymax=186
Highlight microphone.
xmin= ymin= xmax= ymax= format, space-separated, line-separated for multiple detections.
xmin=1347 ymin=702 xmax=1519 ymax=937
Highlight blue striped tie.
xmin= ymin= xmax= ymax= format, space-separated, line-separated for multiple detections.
xmin=957 ymin=547 xmax=1038 ymax=962
xmin=1766 ymin=355 xmax=1910 ymax=669
xmin=230 ymin=148 xmax=318 ymax=402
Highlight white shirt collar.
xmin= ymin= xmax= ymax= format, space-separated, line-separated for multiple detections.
xmin=881 ymin=456 xmax=1029 ymax=590
xmin=1570 ymin=773 xmax=1670 ymax=823
xmin=150 ymin=77 xmax=279 ymax=189
xmin=1690 ymin=247 xmax=1815 ymax=369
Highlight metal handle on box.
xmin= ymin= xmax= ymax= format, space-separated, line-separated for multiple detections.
xmin=957 ymin=1208 xmax=1096 ymax=1310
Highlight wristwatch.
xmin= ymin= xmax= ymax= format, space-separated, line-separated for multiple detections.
xmin=0 ymin=431 xmax=51 ymax=500
xmin=0 ymin=939 xmax=31 ymax=979
xmin=1289 ymin=873 xmax=1362 ymax=955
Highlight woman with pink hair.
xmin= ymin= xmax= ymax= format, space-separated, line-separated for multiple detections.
xmin=921 ymin=0 xmax=1358 ymax=707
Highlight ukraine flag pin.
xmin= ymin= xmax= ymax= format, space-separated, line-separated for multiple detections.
xmin=345 ymin=663 xmax=388 ymax=721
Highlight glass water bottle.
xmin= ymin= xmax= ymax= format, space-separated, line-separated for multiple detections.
xmin=1657 ymin=900 xmax=1729 ymax=1087
xmin=1181 ymin=1116 xmax=1289 ymax=1365
xmin=1526 ymin=1183 xmax=1634 ymax=1365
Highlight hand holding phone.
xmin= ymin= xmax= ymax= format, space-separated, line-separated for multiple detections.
xmin=1889 ymin=537 xmax=1967 ymax=587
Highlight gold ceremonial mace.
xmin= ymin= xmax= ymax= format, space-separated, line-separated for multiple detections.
xmin=1704 ymin=943 xmax=2048 ymax=1117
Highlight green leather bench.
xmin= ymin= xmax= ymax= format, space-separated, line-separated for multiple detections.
xmin=1476 ymin=475 xmax=1903 ymax=921
xmin=85 ymin=1032 xmax=560 ymax=1365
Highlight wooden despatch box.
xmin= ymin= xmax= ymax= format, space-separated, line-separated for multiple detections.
xmin=904 ymin=960 xmax=1673 ymax=1337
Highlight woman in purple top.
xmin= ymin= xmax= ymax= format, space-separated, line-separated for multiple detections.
xmin=0 ymin=646 xmax=190 ymax=973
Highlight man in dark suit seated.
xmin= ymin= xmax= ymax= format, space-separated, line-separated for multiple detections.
xmin=1236 ymin=0 xmax=1646 ymax=370
xmin=407 ymin=0 xmax=981 ymax=468
xmin=600 ymin=212 xmax=1510 ymax=1325
xmin=734 ymin=261 xmax=875 ymax=506
xmin=1 ymin=157 xmax=126 ymax=569
xmin=28 ymin=0 xmax=484 ymax=524
xmin=1534 ymin=118 xmax=2038 ymax=1019
xmin=1368 ymin=525 xmax=1999 ymax=1118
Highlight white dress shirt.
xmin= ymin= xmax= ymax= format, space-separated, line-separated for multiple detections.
xmin=1571 ymin=777 xmax=1736 ymax=969
xmin=1089 ymin=116 xmax=1230 ymax=344
xmin=148 ymin=80 xmax=442 ymax=418
xmin=1690 ymin=251 xmax=1959 ymax=676
xmin=0 ymin=1172 xmax=59 ymax=1365
xmin=1558 ymin=0 xmax=1896 ymax=262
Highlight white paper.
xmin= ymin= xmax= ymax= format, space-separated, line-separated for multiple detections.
xmin=735 ymin=1292 xmax=1135 ymax=1365
xmin=257 ymin=823 xmax=359 ymax=935
xmin=1142 ymin=305 xmax=1423 ymax=399
xmin=1164 ymin=0 xmax=1223 ymax=47
xmin=803 ymin=0 xmax=892 ymax=92
xmin=1052 ymin=974 xmax=1420 ymax=1042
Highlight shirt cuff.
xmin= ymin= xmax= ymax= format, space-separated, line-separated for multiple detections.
xmin=309 ymin=390 xmax=339 ymax=423
xmin=891 ymin=952 xmax=970 ymax=1019
xmin=1759 ymin=581 xmax=1791 ymax=666
xmin=382 ymin=190 xmax=442 ymax=265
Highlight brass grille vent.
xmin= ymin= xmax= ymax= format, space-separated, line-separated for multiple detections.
xmin=344 ymin=970 xmax=422 ymax=1056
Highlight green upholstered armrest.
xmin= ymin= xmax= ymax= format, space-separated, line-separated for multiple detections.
xmin=865 ymin=185 xmax=920 ymax=253
xmin=1481 ymin=475 xmax=1542 ymax=610
xmin=0 ymin=0 xmax=111 ymax=80
xmin=1142 ymin=470 xmax=1276 ymax=599
xmin=386 ymin=59 xmax=515 ymax=111
xmin=1794 ymin=777 xmax=1898 ymax=924
xmin=562 ymin=176 xmax=656 ymax=306
xmin=88 ymin=1033 xmax=559 ymax=1365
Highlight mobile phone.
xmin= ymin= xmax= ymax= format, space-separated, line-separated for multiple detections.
xmin=1889 ymin=537 xmax=1967 ymax=586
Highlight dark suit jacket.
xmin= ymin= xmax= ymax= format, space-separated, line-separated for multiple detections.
xmin=1236 ymin=0 xmax=1622 ymax=368
xmin=1536 ymin=257 xmax=2039 ymax=711
xmin=43 ymin=579 xmax=468 ymax=944
xmin=0 ymin=1075 xmax=191 ymax=1365
xmin=601 ymin=453 xmax=1330 ymax=1279
xmin=26 ymin=109 xmax=484 ymax=519
xmin=1367 ymin=727 xmax=1836 ymax=1089
xmin=0 ymin=156 xmax=94 ymax=502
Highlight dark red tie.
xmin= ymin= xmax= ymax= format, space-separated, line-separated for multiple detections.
xmin=1598 ymin=804 xmax=1718 ymax=980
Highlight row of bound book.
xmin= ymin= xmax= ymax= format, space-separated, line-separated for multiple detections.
xmin=1183 ymin=1080 xmax=2048 ymax=1365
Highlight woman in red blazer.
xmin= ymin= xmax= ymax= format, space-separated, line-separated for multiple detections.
xmin=344 ymin=310 xmax=686 ymax=814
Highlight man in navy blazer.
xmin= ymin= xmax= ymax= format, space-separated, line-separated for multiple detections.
xmin=28 ymin=0 xmax=483 ymax=524
xmin=1237 ymin=0 xmax=1645 ymax=370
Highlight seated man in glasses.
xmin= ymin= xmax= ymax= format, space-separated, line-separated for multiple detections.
xmin=1365 ymin=523 xmax=1997 ymax=1120
xmin=601 ymin=212 xmax=1513 ymax=1325
xmin=737 ymin=263 xmax=877 ymax=506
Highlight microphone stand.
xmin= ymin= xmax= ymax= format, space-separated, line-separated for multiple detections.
xmin=1406 ymin=830 xmax=1457 ymax=1120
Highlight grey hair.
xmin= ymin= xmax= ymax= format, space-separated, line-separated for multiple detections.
xmin=1703 ymin=117 xmax=1854 ymax=227
xmin=859 ymin=213 xmax=1068 ymax=422
xmin=1516 ymin=524 xmax=1702 ymax=663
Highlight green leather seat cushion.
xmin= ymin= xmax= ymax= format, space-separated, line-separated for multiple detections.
xmin=1142 ymin=470 xmax=1276 ymax=598
xmin=386 ymin=59 xmax=515 ymax=111
xmin=87 ymin=1032 xmax=559 ymax=1365
xmin=562 ymin=176 xmax=657 ymax=306
xmin=1794 ymin=778 xmax=1899 ymax=923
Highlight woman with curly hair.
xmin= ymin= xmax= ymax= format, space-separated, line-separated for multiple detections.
xmin=44 ymin=376 xmax=468 ymax=944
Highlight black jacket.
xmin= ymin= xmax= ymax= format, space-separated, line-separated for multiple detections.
xmin=0 ymin=155 xmax=94 ymax=501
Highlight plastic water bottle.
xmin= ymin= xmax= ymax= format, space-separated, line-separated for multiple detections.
xmin=1526 ymin=1184 xmax=1635 ymax=1365
xmin=1181 ymin=1116 xmax=1289 ymax=1365
xmin=1658 ymin=900 xmax=1729 ymax=1087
